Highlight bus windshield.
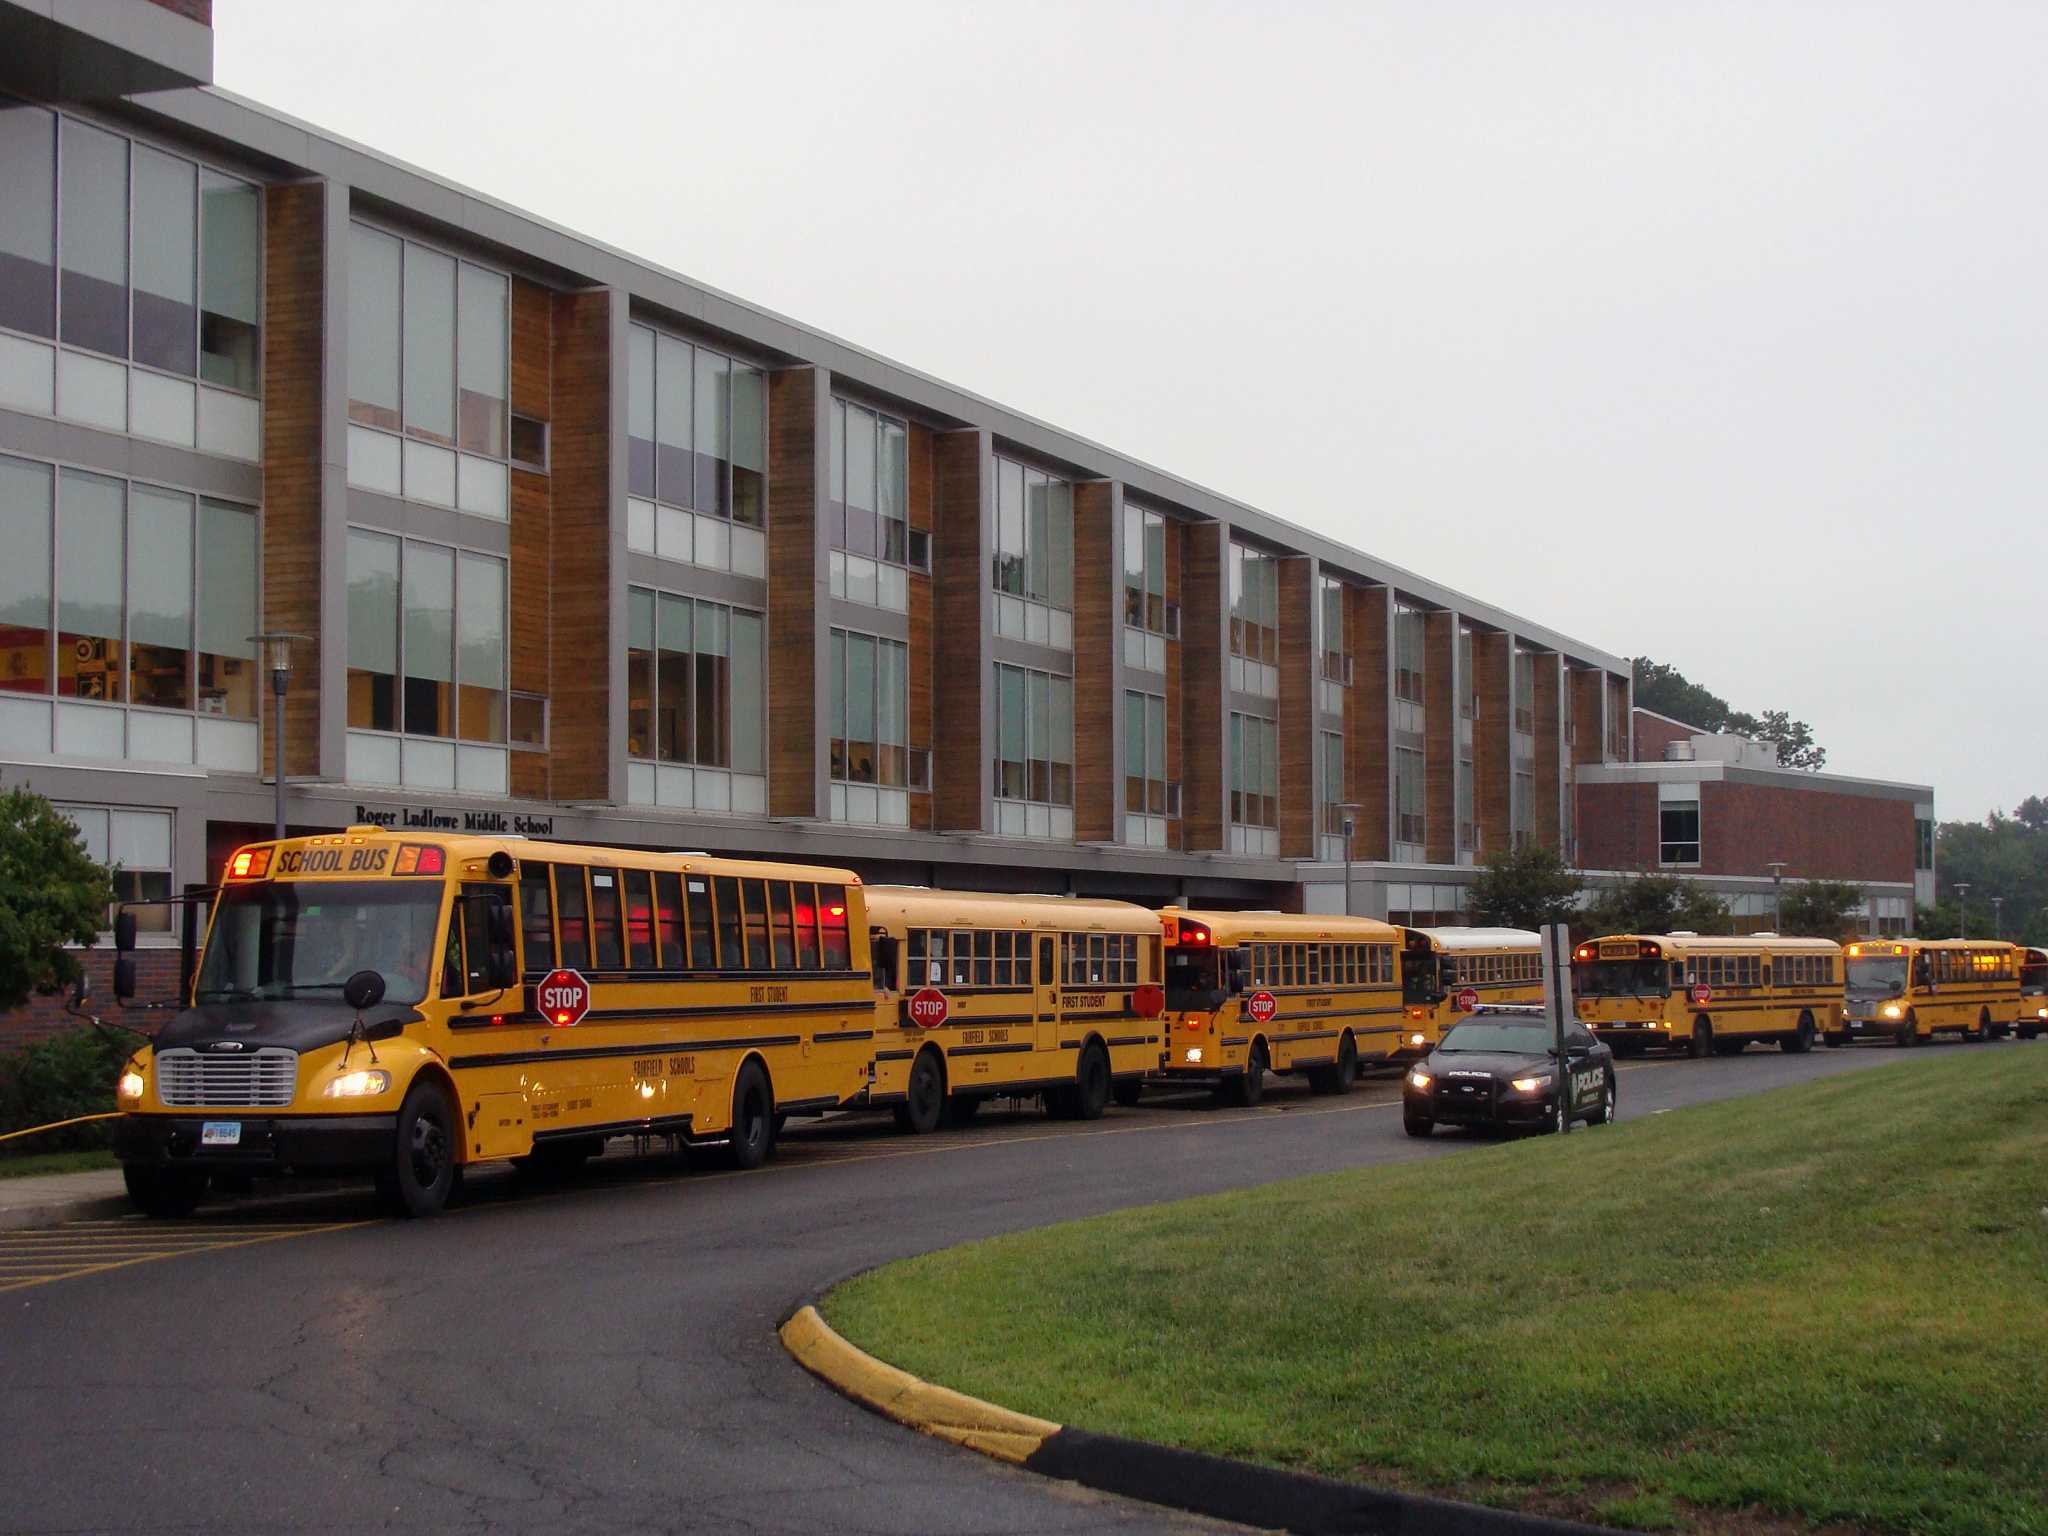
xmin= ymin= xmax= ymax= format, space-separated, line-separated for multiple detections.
xmin=196 ymin=881 xmax=445 ymax=1005
xmin=1846 ymin=956 xmax=1908 ymax=998
xmin=1401 ymin=949 xmax=1446 ymax=1006
xmin=1572 ymin=959 xmax=1666 ymax=998
xmin=2023 ymin=961 xmax=2048 ymax=997
xmin=1165 ymin=949 xmax=1226 ymax=1012
xmin=1437 ymin=1020 xmax=1553 ymax=1054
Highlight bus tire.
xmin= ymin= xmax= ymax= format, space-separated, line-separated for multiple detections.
xmin=1072 ymin=1043 xmax=1111 ymax=1122
xmin=892 ymin=1049 xmax=944 ymax=1136
xmin=1403 ymin=1113 xmax=1433 ymax=1138
xmin=1898 ymin=1010 xmax=1920 ymax=1048
xmin=1111 ymin=1078 xmax=1144 ymax=1108
xmin=1226 ymin=1042 xmax=1268 ymax=1107
xmin=943 ymin=1092 xmax=981 ymax=1126
xmin=724 ymin=1060 xmax=776 ymax=1169
xmin=1783 ymin=1013 xmax=1815 ymax=1054
xmin=1310 ymin=1033 xmax=1359 ymax=1095
xmin=123 ymin=1164 xmax=207 ymax=1219
xmin=382 ymin=1077 xmax=459 ymax=1218
xmin=1688 ymin=1017 xmax=1714 ymax=1059
xmin=1972 ymin=1008 xmax=1991 ymax=1042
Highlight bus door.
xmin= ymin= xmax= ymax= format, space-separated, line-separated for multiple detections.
xmin=1036 ymin=934 xmax=1060 ymax=1055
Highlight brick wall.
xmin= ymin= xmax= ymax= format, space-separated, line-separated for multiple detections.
xmin=1633 ymin=710 xmax=1693 ymax=762
xmin=1576 ymin=778 xmax=1917 ymax=884
xmin=1 ymin=949 xmax=184 ymax=1049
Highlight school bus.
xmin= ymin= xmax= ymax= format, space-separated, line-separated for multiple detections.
xmin=1571 ymin=932 xmax=1842 ymax=1056
xmin=109 ymin=829 xmax=876 ymax=1218
xmin=1157 ymin=910 xmax=1405 ymax=1103
xmin=1837 ymin=937 xmax=2019 ymax=1046
xmin=2018 ymin=946 xmax=2047 ymax=1040
xmin=1398 ymin=927 xmax=1542 ymax=1060
xmin=863 ymin=888 xmax=1164 ymax=1128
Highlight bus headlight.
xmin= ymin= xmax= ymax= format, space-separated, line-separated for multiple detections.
xmin=1510 ymin=1073 xmax=1553 ymax=1093
xmin=1407 ymin=1069 xmax=1432 ymax=1089
xmin=1409 ymin=1032 xmax=1426 ymax=1047
xmin=117 ymin=1070 xmax=145 ymax=1102
xmin=1184 ymin=1047 xmax=1203 ymax=1065
xmin=1881 ymin=1004 xmax=1902 ymax=1020
xmin=325 ymin=1069 xmax=391 ymax=1098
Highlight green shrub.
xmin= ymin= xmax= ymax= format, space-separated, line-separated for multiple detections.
xmin=0 ymin=1027 xmax=131 ymax=1156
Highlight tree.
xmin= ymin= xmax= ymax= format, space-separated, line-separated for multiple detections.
xmin=1929 ymin=806 xmax=2048 ymax=941
xmin=1630 ymin=658 xmax=1826 ymax=770
xmin=1581 ymin=871 xmax=1730 ymax=938
xmin=1914 ymin=903 xmax=1963 ymax=940
xmin=0 ymin=784 xmax=115 ymax=1012
xmin=1775 ymin=879 xmax=1862 ymax=939
xmin=1466 ymin=844 xmax=1582 ymax=932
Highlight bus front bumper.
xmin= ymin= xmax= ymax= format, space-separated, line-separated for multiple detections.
xmin=114 ymin=1112 xmax=397 ymax=1173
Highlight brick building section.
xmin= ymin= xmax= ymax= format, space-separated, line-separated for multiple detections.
xmin=1277 ymin=556 xmax=1316 ymax=859
xmin=1071 ymin=481 xmax=1117 ymax=845
xmin=3 ymin=949 xmax=183 ymax=1048
xmin=1347 ymin=584 xmax=1391 ymax=861
xmin=1532 ymin=651 xmax=1562 ymax=849
xmin=259 ymin=181 xmax=323 ymax=779
xmin=1632 ymin=710 xmax=1694 ymax=761
xmin=1576 ymin=781 xmax=1916 ymax=884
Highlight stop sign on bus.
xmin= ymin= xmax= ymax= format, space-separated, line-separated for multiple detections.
xmin=907 ymin=987 xmax=950 ymax=1028
xmin=1454 ymin=987 xmax=1479 ymax=1012
xmin=1245 ymin=990 xmax=1278 ymax=1024
xmin=537 ymin=969 xmax=591 ymax=1027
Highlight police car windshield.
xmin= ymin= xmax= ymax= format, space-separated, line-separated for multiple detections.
xmin=1846 ymin=956 xmax=1908 ymax=996
xmin=1572 ymin=959 xmax=1666 ymax=997
xmin=1438 ymin=1020 xmax=1552 ymax=1054
xmin=196 ymin=881 xmax=443 ymax=1006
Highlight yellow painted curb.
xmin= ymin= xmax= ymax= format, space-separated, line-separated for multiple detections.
xmin=780 ymin=1304 xmax=1060 ymax=1465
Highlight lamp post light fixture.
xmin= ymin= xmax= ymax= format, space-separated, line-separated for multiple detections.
xmin=1954 ymin=882 xmax=1971 ymax=939
xmin=1332 ymin=802 xmax=1363 ymax=917
xmin=248 ymin=632 xmax=308 ymax=842
xmin=1991 ymin=895 xmax=2004 ymax=939
xmin=1766 ymin=860 xmax=1788 ymax=933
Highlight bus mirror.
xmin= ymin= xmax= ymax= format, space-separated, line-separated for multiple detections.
xmin=342 ymin=970 xmax=387 ymax=1012
xmin=114 ymin=911 xmax=137 ymax=953
xmin=487 ymin=850 xmax=515 ymax=879
xmin=113 ymin=955 xmax=137 ymax=1002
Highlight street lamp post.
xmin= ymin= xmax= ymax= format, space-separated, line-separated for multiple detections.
xmin=1954 ymin=882 xmax=1971 ymax=939
xmin=249 ymin=632 xmax=307 ymax=842
xmin=1991 ymin=895 xmax=2004 ymax=939
xmin=1766 ymin=860 xmax=1788 ymax=933
xmin=1332 ymin=803 xmax=1362 ymax=917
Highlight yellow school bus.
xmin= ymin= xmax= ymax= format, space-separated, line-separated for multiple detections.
xmin=863 ymin=888 xmax=1164 ymax=1129
xmin=109 ymin=829 xmax=876 ymax=1217
xmin=1572 ymin=932 xmax=1842 ymax=1057
xmin=1397 ymin=927 xmax=1542 ymax=1060
xmin=1837 ymin=937 xmax=2020 ymax=1046
xmin=2018 ymin=946 xmax=2047 ymax=1040
xmin=1156 ymin=910 xmax=1405 ymax=1103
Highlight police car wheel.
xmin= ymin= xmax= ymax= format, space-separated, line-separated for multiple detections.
xmin=1587 ymin=1074 xmax=1616 ymax=1126
xmin=1403 ymin=1112 xmax=1433 ymax=1138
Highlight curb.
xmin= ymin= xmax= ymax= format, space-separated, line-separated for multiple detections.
xmin=0 ymin=1192 xmax=131 ymax=1233
xmin=781 ymin=1303 xmax=1612 ymax=1536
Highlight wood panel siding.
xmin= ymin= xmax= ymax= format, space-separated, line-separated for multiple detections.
xmin=1072 ymin=481 xmax=1117 ymax=844
xmin=1164 ymin=515 xmax=1183 ymax=852
xmin=907 ymin=423 xmax=935 ymax=831
xmin=260 ymin=180 xmax=322 ymax=779
xmin=1349 ymin=584 xmax=1391 ymax=861
xmin=546 ymin=288 xmax=612 ymax=802
xmin=767 ymin=366 xmax=822 ymax=820
xmin=932 ymin=430 xmax=986 ymax=833
xmin=1607 ymin=673 xmax=1632 ymax=762
xmin=1422 ymin=610 xmax=1456 ymax=865
xmin=506 ymin=277 xmax=554 ymax=802
xmin=1533 ymin=651 xmax=1562 ymax=850
xmin=1474 ymin=630 xmax=1512 ymax=855
xmin=510 ymin=278 xmax=552 ymax=423
xmin=1571 ymin=666 xmax=1605 ymax=766
xmin=1181 ymin=522 xmax=1227 ymax=853
xmin=1277 ymin=556 xmax=1315 ymax=859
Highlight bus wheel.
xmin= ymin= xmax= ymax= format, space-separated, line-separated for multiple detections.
xmin=1072 ymin=1044 xmax=1111 ymax=1121
xmin=1898 ymin=1011 xmax=1920 ymax=1048
xmin=123 ymin=1164 xmax=208 ymax=1219
xmin=1972 ymin=1008 xmax=1991 ymax=1042
xmin=1783 ymin=1013 xmax=1815 ymax=1054
xmin=725 ymin=1061 xmax=776 ymax=1169
xmin=893 ymin=1050 xmax=944 ymax=1135
xmin=1224 ymin=1043 xmax=1268 ymax=1107
xmin=1310 ymin=1033 xmax=1359 ymax=1095
xmin=382 ymin=1079 xmax=459 ymax=1217
xmin=1688 ymin=1017 xmax=1714 ymax=1059
xmin=1111 ymin=1078 xmax=1143 ymax=1108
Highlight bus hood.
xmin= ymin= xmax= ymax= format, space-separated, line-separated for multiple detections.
xmin=149 ymin=1001 xmax=422 ymax=1057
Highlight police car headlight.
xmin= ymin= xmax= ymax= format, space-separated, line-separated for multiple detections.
xmin=1880 ymin=1004 xmax=1902 ymax=1020
xmin=1510 ymin=1073 xmax=1553 ymax=1093
xmin=325 ymin=1069 xmax=391 ymax=1098
xmin=1407 ymin=1069 xmax=1432 ymax=1089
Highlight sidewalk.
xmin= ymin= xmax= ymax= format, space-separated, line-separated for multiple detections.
xmin=0 ymin=1167 xmax=132 ymax=1231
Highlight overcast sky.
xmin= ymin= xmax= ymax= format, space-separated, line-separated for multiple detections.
xmin=215 ymin=1 xmax=2046 ymax=822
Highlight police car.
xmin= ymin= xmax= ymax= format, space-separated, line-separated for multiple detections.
xmin=1402 ymin=1008 xmax=1616 ymax=1136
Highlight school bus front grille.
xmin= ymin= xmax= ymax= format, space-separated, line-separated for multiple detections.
xmin=155 ymin=1048 xmax=298 ymax=1108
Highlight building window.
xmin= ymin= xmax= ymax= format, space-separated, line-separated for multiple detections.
xmin=992 ymin=456 xmax=1073 ymax=648
xmin=624 ymin=323 xmax=767 ymax=575
xmin=346 ymin=224 xmax=511 ymax=519
xmin=1319 ymin=729 xmax=1347 ymax=860
xmin=1459 ymin=628 xmax=1477 ymax=719
xmin=58 ymin=805 xmax=175 ymax=935
xmin=1660 ymin=799 xmax=1701 ymax=865
xmin=1514 ymin=650 xmax=1535 ymax=737
xmin=1394 ymin=601 xmax=1426 ymax=708
xmin=826 ymin=628 xmax=916 ymax=826
xmin=346 ymin=528 xmax=509 ymax=793
xmin=1229 ymin=711 xmax=1278 ymax=847
xmin=995 ymin=662 xmax=1074 ymax=838
xmin=1915 ymin=816 xmax=1934 ymax=872
xmin=0 ymin=103 xmax=262 ymax=451
xmin=0 ymin=456 xmax=259 ymax=758
xmin=623 ymin=588 xmax=766 ymax=816
xmin=1457 ymin=750 xmax=1476 ymax=854
xmin=1123 ymin=689 xmax=1176 ymax=847
xmin=1228 ymin=543 xmax=1279 ymax=697
xmin=1319 ymin=574 xmax=1350 ymax=682
xmin=1395 ymin=745 xmax=1426 ymax=854
xmin=1513 ymin=768 xmax=1535 ymax=847
xmin=1120 ymin=502 xmax=1176 ymax=673
xmin=827 ymin=400 xmax=922 ymax=612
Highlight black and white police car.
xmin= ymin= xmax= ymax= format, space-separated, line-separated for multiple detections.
xmin=1402 ymin=1009 xmax=1616 ymax=1137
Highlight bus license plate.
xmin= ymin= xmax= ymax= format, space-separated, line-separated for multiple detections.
xmin=200 ymin=1121 xmax=241 ymax=1147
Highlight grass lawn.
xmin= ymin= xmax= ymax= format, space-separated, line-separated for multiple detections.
xmin=825 ymin=1051 xmax=2048 ymax=1535
xmin=0 ymin=1149 xmax=118 ymax=1179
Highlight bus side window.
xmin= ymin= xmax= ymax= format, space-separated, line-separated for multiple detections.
xmin=590 ymin=870 xmax=625 ymax=970
xmin=818 ymin=886 xmax=851 ymax=969
xmin=974 ymin=928 xmax=993 ymax=986
xmin=794 ymin=883 xmax=821 ymax=970
xmin=1039 ymin=936 xmax=1054 ymax=988
xmin=870 ymin=932 xmax=898 ymax=992
xmin=653 ymin=871 xmax=685 ymax=970
xmin=460 ymin=885 xmax=512 ymax=993
xmin=713 ymin=877 xmax=743 ymax=970
xmin=519 ymin=864 xmax=555 ymax=975
xmin=687 ymin=877 xmax=714 ymax=968
xmin=623 ymin=869 xmax=655 ymax=970
xmin=441 ymin=903 xmax=466 ymax=999
xmin=769 ymin=882 xmax=797 ymax=969
xmin=556 ymin=868 xmax=590 ymax=970
xmin=742 ymin=879 xmax=772 ymax=969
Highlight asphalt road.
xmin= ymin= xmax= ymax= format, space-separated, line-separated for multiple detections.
xmin=1 ymin=1039 xmax=2016 ymax=1536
